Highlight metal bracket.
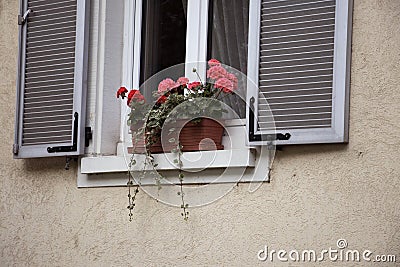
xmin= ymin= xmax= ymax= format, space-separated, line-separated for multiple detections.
xmin=18 ymin=9 xmax=33 ymax=25
xmin=12 ymin=144 xmax=19 ymax=155
xmin=248 ymin=96 xmax=291 ymax=142
xmin=47 ymin=113 xmax=79 ymax=153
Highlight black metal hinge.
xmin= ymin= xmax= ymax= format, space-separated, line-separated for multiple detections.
xmin=248 ymin=96 xmax=291 ymax=142
xmin=47 ymin=113 xmax=79 ymax=153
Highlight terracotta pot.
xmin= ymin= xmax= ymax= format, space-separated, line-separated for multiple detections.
xmin=129 ymin=118 xmax=224 ymax=154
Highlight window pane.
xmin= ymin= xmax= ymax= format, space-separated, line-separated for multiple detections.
xmin=208 ymin=0 xmax=250 ymax=118
xmin=140 ymin=0 xmax=188 ymax=89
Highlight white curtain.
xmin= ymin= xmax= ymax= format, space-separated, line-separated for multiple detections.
xmin=209 ymin=0 xmax=249 ymax=118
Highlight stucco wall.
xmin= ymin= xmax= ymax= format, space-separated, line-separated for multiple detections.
xmin=1 ymin=0 xmax=400 ymax=266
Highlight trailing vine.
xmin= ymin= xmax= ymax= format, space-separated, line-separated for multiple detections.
xmin=116 ymin=58 xmax=238 ymax=221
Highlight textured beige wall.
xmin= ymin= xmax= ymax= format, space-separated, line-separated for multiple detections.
xmin=1 ymin=0 xmax=400 ymax=266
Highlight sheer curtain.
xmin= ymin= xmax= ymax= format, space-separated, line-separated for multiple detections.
xmin=208 ymin=0 xmax=250 ymax=118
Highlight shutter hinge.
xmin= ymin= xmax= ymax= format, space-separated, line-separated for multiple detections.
xmin=13 ymin=144 xmax=19 ymax=155
xmin=47 ymin=112 xmax=79 ymax=153
xmin=248 ymin=96 xmax=291 ymax=142
xmin=18 ymin=9 xmax=33 ymax=25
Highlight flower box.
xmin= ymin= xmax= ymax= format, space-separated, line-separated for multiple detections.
xmin=129 ymin=118 xmax=224 ymax=154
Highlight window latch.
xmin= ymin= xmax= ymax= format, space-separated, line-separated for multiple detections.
xmin=18 ymin=9 xmax=33 ymax=25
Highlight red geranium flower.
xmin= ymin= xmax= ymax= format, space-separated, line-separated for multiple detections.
xmin=156 ymin=95 xmax=168 ymax=104
xmin=116 ymin=86 xmax=128 ymax=98
xmin=187 ymin=81 xmax=201 ymax=90
xmin=127 ymin=89 xmax=145 ymax=106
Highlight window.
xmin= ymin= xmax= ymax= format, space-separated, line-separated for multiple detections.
xmin=14 ymin=0 xmax=352 ymax=186
xmin=139 ymin=0 xmax=188 ymax=88
xmin=208 ymin=0 xmax=250 ymax=118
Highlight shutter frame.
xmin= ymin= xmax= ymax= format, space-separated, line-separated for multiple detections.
xmin=246 ymin=0 xmax=353 ymax=145
xmin=14 ymin=0 xmax=90 ymax=158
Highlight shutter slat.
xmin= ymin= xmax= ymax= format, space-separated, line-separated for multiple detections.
xmin=27 ymin=46 xmax=75 ymax=58
xmin=25 ymin=62 xmax=75 ymax=72
xmin=25 ymin=75 xmax=75 ymax=85
xmin=26 ymin=67 xmax=74 ymax=76
xmin=26 ymin=72 xmax=75 ymax=82
xmin=29 ymin=21 xmax=75 ymax=31
xmin=28 ymin=0 xmax=76 ymax=9
xmin=28 ymin=15 xmax=77 ymax=27
xmin=262 ymin=17 xmax=334 ymax=29
xmin=263 ymin=0 xmax=334 ymax=10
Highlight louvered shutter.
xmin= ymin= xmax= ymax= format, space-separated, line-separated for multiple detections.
xmin=247 ymin=0 xmax=352 ymax=144
xmin=14 ymin=0 xmax=90 ymax=158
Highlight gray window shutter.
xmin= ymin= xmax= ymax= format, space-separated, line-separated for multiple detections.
xmin=14 ymin=0 xmax=90 ymax=158
xmin=247 ymin=0 xmax=353 ymax=145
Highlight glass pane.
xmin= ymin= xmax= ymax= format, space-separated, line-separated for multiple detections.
xmin=208 ymin=0 xmax=250 ymax=118
xmin=140 ymin=0 xmax=188 ymax=91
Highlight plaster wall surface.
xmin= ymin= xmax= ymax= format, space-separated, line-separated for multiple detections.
xmin=1 ymin=0 xmax=399 ymax=266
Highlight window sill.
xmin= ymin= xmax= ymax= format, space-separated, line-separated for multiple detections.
xmin=81 ymin=148 xmax=255 ymax=174
xmin=78 ymin=121 xmax=272 ymax=188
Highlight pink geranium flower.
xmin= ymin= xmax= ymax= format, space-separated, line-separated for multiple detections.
xmin=207 ymin=66 xmax=227 ymax=80
xmin=158 ymin=78 xmax=178 ymax=93
xmin=208 ymin=58 xmax=221 ymax=67
xmin=226 ymin=73 xmax=238 ymax=90
xmin=177 ymin=77 xmax=189 ymax=86
xmin=215 ymin=78 xmax=234 ymax=93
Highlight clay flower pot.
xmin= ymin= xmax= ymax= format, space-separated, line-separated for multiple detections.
xmin=129 ymin=118 xmax=224 ymax=154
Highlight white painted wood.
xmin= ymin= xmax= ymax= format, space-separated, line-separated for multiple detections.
xmin=77 ymin=146 xmax=274 ymax=187
xmin=246 ymin=0 xmax=352 ymax=145
xmin=92 ymin=0 xmax=124 ymax=155
xmin=185 ymin=0 xmax=209 ymax=81
xmin=81 ymin=148 xmax=255 ymax=174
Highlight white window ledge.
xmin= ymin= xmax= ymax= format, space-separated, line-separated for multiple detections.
xmin=78 ymin=122 xmax=273 ymax=188
xmin=77 ymin=146 xmax=274 ymax=188
xmin=81 ymin=148 xmax=255 ymax=174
